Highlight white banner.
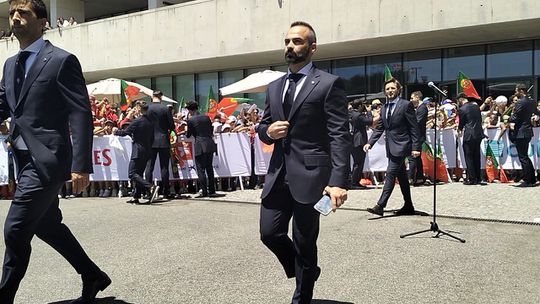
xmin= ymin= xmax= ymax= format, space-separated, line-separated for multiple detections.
xmin=0 ymin=136 xmax=9 ymax=186
xmin=253 ymin=134 xmax=273 ymax=175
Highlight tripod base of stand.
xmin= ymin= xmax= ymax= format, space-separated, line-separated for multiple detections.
xmin=400 ymin=221 xmax=466 ymax=243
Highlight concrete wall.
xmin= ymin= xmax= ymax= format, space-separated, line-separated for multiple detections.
xmin=0 ymin=17 xmax=8 ymax=32
xmin=0 ymin=0 xmax=539 ymax=81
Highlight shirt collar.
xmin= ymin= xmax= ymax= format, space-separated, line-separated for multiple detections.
xmin=20 ymin=37 xmax=46 ymax=55
xmin=287 ymin=62 xmax=313 ymax=77
xmin=388 ymin=97 xmax=398 ymax=104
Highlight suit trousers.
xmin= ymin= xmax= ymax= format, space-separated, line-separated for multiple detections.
xmin=351 ymin=146 xmax=366 ymax=186
xmin=194 ymin=152 xmax=215 ymax=195
xmin=377 ymin=155 xmax=413 ymax=208
xmin=260 ymin=182 xmax=320 ymax=304
xmin=0 ymin=151 xmax=98 ymax=303
xmin=463 ymin=139 xmax=482 ymax=183
xmin=407 ymin=155 xmax=424 ymax=182
xmin=145 ymin=148 xmax=171 ymax=195
xmin=515 ymin=138 xmax=535 ymax=184
xmin=129 ymin=157 xmax=152 ymax=199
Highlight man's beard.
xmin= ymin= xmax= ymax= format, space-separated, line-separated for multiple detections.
xmin=285 ymin=48 xmax=309 ymax=64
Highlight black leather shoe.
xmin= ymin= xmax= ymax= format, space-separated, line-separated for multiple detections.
xmin=477 ymin=181 xmax=488 ymax=186
xmin=463 ymin=180 xmax=475 ymax=185
xmin=394 ymin=206 xmax=416 ymax=215
xmin=71 ymin=271 xmax=111 ymax=304
xmin=367 ymin=204 xmax=383 ymax=216
xmin=514 ymin=182 xmax=537 ymax=188
xmin=194 ymin=194 xmax=209 ymax=198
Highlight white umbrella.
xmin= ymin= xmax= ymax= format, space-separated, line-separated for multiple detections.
xmin=219 ymin=70 xmax=286 ymax=96
xmin=86 ymin=78 xmax=177 ymax=104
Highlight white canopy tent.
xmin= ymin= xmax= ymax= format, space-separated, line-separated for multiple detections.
xmin=219 ymin=70 xmax=286 ymax=96
xmin=86 ymin=78 xmax=177 ymax=104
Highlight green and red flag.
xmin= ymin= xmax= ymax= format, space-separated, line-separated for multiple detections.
xmin=421 ymin=142 xmax=449 ymax=183
xmin=485 ymin=141 xmax=510 ymax=183
xmin=212 ymin=97 xmax=253 ymax=119
xmin=457 ymin=71 xmax=481 ymax=100
xmin=120 ymin=80 xmax=140 ymax=111
xmin=384 ymin=64 xmax=394 ymax=82
xmin=201 ymin=86 xmax=216 ymax=116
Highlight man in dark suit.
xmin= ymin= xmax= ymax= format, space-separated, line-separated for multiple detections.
xmin=114 ymin=101 xmax=159 ymax=204
xmin=408 ymin=91 xmax=428 ymax=186
xmin=457 ymin=92 xmax=486 ymax=186
xmin=258 ymin=21 xmax=350 ymax=304
xmin=509 ymin=84 xmax=540 ymax=187
xmin=364 ymin=78 xmax=421 ymax=216
xmin=144 ymin=90 xmax=175 ymax=199
xmin=0 ymin=1 xmax=110 ymax=303
xmin=185 ymin=100 xmax=218 ymax=198
xmin=349 ymin=99 xmax=375 ymax=189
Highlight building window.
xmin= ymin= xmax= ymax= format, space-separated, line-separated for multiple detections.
xmin=334 ymin=58 xmax=366 ymax=98
xmin=196 ymin=72 xmax=218 ymax=105
xmin=133 ymin=78 xmax=151 ymax=90
xmin=487 ymin=41 xmax=532 ymax=78
xmin=174 ymin=74 xmax=195 ymax=103
xmin=403 ymin=50 xmax=441 ymax=84
xmin=367 ymin=53 xmax=402 ymax=95
xmin=314 ymin=60 xmax=332 ymax=73
xmin=443 ymin=45 xmax=485 ymax=81
xmin=154 ymin=76 xmax=173 ymax=101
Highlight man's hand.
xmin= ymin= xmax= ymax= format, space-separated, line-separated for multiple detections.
xmin=324 ymin=186 xmax=348 ymax=212
xmin=267 ymin=120 xmax=290 ymax=140
xmin=71 ymin=172 xmax=90 ymax=195
xmin=363 ymin=143 xmax=371 ymax=152
xmin=411 ymin=150 xmax=421 ymax=158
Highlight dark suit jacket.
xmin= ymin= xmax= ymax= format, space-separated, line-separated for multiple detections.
xmin=147 ymin=102 xmax=175 ymax=148
xmin=509 ymin=96 xmax=540 ymax=139
xmin=186 ymin=113 xmax=217 ymax=157
xmin=258 ymin=66 xmax=351 ymax=204
xmin=368 ymin=97 xmax=421 ymax=158
xmin=350 ymin=110 xmax=372 ymax=148
xmin=0 ymin=40 xmax=93 ymax=184
xmin=114 ymin=115 xmax=154 ymax=159
xmin=458 ymin=102 xmax=484 ymax=141
xmin=416 ymin=103 xmax=428 ymax=142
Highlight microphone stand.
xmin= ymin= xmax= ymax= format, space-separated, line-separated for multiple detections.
xmin=400 ymin=86 xmax=466 ymax=243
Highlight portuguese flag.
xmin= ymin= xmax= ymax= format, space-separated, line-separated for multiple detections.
xmin=457 ymin=71 xmax=481 ymax=100
xmin=201 ymin=85 xmax=216 ymax=115
xmin=421 ymin=142 xmax=449 ymax=183
xmin=384 ymin=64 xmax=394 ymax=82
xmin=120 ymin=80 xmax=140 ymax=111
xmin=485 ymin=141 xmax=509 ymax=183
xmin=216 ymin=97 xmax=252 ymax=118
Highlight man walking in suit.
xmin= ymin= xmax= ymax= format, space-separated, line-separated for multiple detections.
xmin=145 ymin=90 xmax=175 ymax=199
xmin=408 ymin=91 xmax=428 ymax=186
xmin=457 ymin=92 xmax=486 ymax=186
xmin=364 ymin=78 xmax=421 ymax=216
xmin=185 ymin=100 xmax=218 ymax=198
xmin=0 ymin=1 xmax=110 ymax=303
xmin=258 ymin=21 xmax=350 ymax=304
xmin=114 ymin=101 xmax=159 ymax=204
xmin=349 ymin=99 xmax=375 ymax=189
xmin=509 ymin=84 xmax=540 ymax=187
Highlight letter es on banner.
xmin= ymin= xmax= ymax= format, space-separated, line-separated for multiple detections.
xmin=94 ymin=149 xmax=112 ymax=166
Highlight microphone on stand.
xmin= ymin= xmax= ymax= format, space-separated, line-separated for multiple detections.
xmin=428 ymin=82 xmax=448 ymax=97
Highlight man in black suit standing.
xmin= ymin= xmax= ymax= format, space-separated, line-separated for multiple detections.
xmin=408 ymin=91 xmax=428 ymax=186
xmin=509 ymin=84 xmax=540 ymax=187
xmin=364 ymin=78 xmax=421 ymax=216
xmin=185 ymin=100 xmax=218 ymax=198
xmin=457 ymin=92 xmax=486 ymax=186
xmin=0 ymin=1 xmax=110 ymax=303
xmin=114 ymin=101 xmax=159 ymax=204
xmin=349 ymin=99 xmax=376 ymax=189
xmin=145 ymin=90 xmax=175 ymax=199
xmin=258 ymin=21 xmax=350 ymax=304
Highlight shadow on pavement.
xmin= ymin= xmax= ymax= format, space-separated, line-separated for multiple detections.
xmin=49 ymin=297 xmax=135 ymax=304
xmin=312 ymin=300 xmax=354 ymax=304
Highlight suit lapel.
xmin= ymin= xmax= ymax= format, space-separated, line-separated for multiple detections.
xmin=16 ymin=41 xmax=53 ymax=110
xmin=288 ymin=67 xmax=319 ymax=120
xmin=5 ymin=57 xmax=17 ymax=112
xmin=270 ymin=76 xmax=287 ymax=121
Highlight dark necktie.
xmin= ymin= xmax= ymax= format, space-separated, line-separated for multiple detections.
xmin=283 ymin=73 xmax=303 ymax=118
xmin=15 ymin=51 xmax=31 ymax=101
xmin=386 ymin=102 xmax=395 ymax=121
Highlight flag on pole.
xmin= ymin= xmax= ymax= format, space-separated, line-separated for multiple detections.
xmin=421 ymin=142 xmax=449 ymax=183
xmin=457 ymin=71 xmax=481 ymax=100
xmin=384 ymin=65 xmax=394 ymax=82
xmin=209 ymin=97 xmax=253 ymax=119
xmin=120 ymin=80 xmax=140 ymax=111
xmin=201 ymin=86 xmax=216 ymax=115
xmin=485 ymin=141 xmax=510 ymax=183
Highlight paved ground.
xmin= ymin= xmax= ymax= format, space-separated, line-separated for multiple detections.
xmin=0 ymin=182 xmax=539 ymax=304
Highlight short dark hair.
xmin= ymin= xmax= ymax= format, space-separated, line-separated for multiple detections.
xmin=9 ymin=0 xmax=47 ymax=19
xmin=138 ymin=101 xmax=149 ymax=112
xmin=515 ymin=83 xmax=527 ymax=93
xmin=290 ymin=21 xmax=317 ymax=44
xmin=351 ymin=99 xmax=363 ymax=110
xmin=186 ymin=100 xmax=199 ymax=111
xmin=383 ymin=78 xmax=402 ymax=92
xmin=152 ymin=90 xmax=163 ymax=97
xmin=411 ymin=91 xmax=423 ymax=99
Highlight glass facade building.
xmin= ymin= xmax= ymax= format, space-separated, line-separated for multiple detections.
xmin=135 ymin=39 xmax=540 ymax=108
